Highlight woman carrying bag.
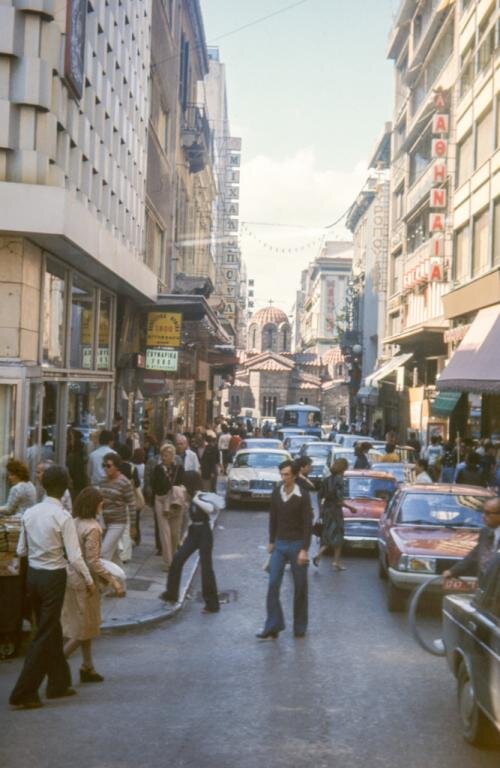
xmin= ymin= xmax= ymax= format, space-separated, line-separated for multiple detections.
xmin=152 ymin=443 xmax=187 ymax=571
xmin=313 ymin=458 xmax=356 ymax=571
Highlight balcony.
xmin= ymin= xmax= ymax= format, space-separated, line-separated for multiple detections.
xmin=181 ymin=104 xmax=213 ymax=174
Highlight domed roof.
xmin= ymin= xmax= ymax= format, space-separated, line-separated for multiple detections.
xmin=249 ymin=305 xmax=289 ymax=327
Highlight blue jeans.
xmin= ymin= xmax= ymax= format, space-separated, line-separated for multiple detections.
xmin=264 ymin=540 xmax=308 ymax=635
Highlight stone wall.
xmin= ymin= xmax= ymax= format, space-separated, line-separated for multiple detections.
xmin=0 ymin=237 xmax=41 ymax=362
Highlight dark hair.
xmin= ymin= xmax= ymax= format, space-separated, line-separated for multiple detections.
xmin=103 ymin=452 xmax=121 ymax=469
xmin=355 ymin=442 xmax=370 ymax=456
xmin=132 ymin=448 xmax=145 ymax=464
xmin=416 ymin=457 xmax=428 ymax=471
xmin=279 ymin=459 xmax=297 ymax=475
xmin=99 ymin=429 xmax=114 ymax=446
xmin=116 ymin=442 xmax=132 ymax=461
xmin=385 ymin=443 xmax=396 ymax=453
xmin=465 ymin=451 xmax=481 ymax=468
xmin=73 ymin=487 xmax=103 ymax=519
xmin=294 ymin=457 xmax=312 ymax=473
xmin=42 ymin=465 xmax=69 ymax=498
xmin=6 ymin=459 xmax=30 ymax=482
xmin=330 ymin=458 xmax=349 ymax=475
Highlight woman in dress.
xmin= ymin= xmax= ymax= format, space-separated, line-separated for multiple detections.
xmin=314 ymin=458 xmax=356 ymax=571
xmin=0 ymin=459 xmax=36 ymax=517
xmin=152 ymin=443 xmax=186 ymax=571
xmin=62 ymin=487 xmax=124 ymax=682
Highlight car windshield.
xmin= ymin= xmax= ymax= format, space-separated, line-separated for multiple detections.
xmin=234 ymin=452 xmax=287 ymax=469
xmin=371 ymin=464 xmax=411 ymax=483
xmin=305 ymin=444 xmax=330 ymax=458
xmin=242 ymin=440 xmax=280 ymax=449
xmin=344 ymin=477 xmax=396 ymax=500
xmin=398 ymin=492 xmax=489 ymax=527
xmin=330 ymin=451 xmax=355 ymax=467
xmin=287 ymin=437 xmax=307 ymax=448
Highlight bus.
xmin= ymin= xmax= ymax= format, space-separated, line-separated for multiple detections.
xmin=275 ymin=404 xmax=322 ymax=438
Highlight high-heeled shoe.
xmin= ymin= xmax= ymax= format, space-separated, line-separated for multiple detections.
xmin=80 ymin=667 xmax=104 ymax=683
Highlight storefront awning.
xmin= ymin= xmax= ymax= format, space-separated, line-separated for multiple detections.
xmin=431 ymin=390 xmax=461 ymax=416
xmin=437 ymin=306 xmax=500 ymax=394
xmin=365 ymin=353 xmax=413 ymax=387
xmin=356 ymin=385 xmax=379 ymax=406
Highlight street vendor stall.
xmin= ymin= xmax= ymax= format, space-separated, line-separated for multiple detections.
xmin=0 ymin=516 xmax=23 ymax=659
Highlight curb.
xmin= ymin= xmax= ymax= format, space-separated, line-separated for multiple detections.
xmin=101 ymin=509 xmax=221 ymax=633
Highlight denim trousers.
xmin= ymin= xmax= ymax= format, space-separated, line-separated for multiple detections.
xmin=264 ymin=539 xmax=308 ymax=635
xmin=10 ymin=567 xmax=71 ymax=704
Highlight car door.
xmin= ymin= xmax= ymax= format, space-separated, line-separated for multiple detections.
xmin=378 ymin=490 xmax=401 ymax=553
xmin=469 ymin=604 xmax=500 ymax=726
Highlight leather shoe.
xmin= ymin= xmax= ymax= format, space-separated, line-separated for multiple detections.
xmin=46 ymin=688 xmax=77 ymax=700
xmin=10 ymin=697 xmax=43 ymax=710
xmin=255 ymin=630 xmax=278 ymax=640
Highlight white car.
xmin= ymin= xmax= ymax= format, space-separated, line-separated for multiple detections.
xmin=226 ymin=448 xmax=290 ymax=505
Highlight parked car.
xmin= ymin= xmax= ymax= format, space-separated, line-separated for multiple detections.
xmin=239 ymin=438 xmax=283 ymax=450
xmin=336 ymin=434 xmax=376 ymax=449
xmin=277 ymin=427 xmax=305 ymax=442
xmin=371 ymin=462 xmax=416 ymax=485
xmin=322 ymin=447 xmax=356 ymax=475
xmin=299 ymin=441 xmax=339 ymax=488
xmin=341 ymin=470 xmax=398 ymax=549
xmin=442 ymin=556 xmax=500 ymax=746
xmin=226 ymin=448 xmax=290 ymax=505
xmin=378 ymin=484 xmax=494 ymax=612
xmin=283 ymin=434 xmax=319 ymax=458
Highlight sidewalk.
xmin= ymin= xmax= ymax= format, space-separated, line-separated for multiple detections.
xmin=101 ymin=500 xmax=221 ymax=633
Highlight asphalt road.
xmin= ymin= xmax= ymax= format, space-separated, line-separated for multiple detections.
xmin=0 ymin=506 xmax=498 ymax=768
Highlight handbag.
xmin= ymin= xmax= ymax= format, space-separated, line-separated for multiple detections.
xmin=133 ymin=485 xmax=145 ymax=510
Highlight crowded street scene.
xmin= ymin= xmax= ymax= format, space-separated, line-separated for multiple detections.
xmin=0 ymin=0 xmax=499 ymax=766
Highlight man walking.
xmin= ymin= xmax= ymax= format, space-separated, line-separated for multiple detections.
xmin=256 ymin=460 xmax=312 ymax=640
xmin=88 ymin=429 xmax=116 ymax=485
xmin=9 ymin=466 xmax=95 ymax=710
xmin=175 ymin=434 xmax=201 ymax=473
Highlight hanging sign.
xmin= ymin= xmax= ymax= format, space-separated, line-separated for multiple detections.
xmin=147 ymin=312 xmax=182 ymax=348
xmin=145 ymin=348 xmax=179 ymax=372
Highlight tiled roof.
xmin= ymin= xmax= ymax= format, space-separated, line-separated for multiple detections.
xmin=249 ymin=306 xmax=289 ymax=327
xmin=322 ymin=346 xmax=344 ymax=365
xmin=250 ymin=359 xmax=291 ymax=372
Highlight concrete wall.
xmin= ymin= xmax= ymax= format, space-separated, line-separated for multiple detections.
xmin=0 ymin=237 xmax=41 ymax=362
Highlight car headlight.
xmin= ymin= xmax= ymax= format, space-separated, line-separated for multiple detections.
xmin=398 ymin=555 xmax=436 ymax=573
xmin=229 ymin=479 xmax=239 ymax=490
xmin=238 ymin=479 xmax=250 ymax=490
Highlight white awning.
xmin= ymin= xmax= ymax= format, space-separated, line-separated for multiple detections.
xmin=437 ymin=305 xmax=500 ymax=394
xmin=365 ymin=353 xmax=413 ymax=387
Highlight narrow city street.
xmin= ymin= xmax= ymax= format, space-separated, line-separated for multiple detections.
xmin=1 ymin=506 xmax=498 ymax=768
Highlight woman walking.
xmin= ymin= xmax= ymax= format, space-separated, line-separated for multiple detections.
xmin=314 ymin=458 xmax=356 ymax=571
xmin=0 ymin=459 xmax=36 ymax=517
xmin=353 ymin=442 xmax=371 ymax=470
xmin=98 ymin=453 xmax=136 ymax=564
xmin=62 ymin=487 xmax=125 ymax=682
xmin=152 ymin=443 xmax=186 ymax=571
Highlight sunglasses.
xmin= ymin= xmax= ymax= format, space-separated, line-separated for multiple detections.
xmin=102 ymin=462 xmax=115 ymax=469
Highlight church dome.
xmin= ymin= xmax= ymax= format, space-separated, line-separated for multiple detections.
xmin=250 ymin=305 xmax=289 ymax=327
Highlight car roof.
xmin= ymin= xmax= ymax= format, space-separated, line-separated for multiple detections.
xmin=398 ymin=483 xmax=494 ymax=496
xmin=345 ymin=470 xmax=398 ymax=479
xmin=371 ymin=462 xmax=414 ymax=469
xmin=305 ymin=441 xmax=337 ymax=447
xmin=234 ymin=448 xmax=289 ymax=455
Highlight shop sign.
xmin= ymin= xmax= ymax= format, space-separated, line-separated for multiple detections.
xmin=145 ymin=348 xmax=178 ymax=372
xmin=81 ymin=347 xmax=109 ymax=369
xmin=427 ymin=90 xmax=449 ymax=285
xmin=147 ymin=312 xmax=182 ymax=348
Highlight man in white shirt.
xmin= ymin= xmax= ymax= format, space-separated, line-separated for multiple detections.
xmin=88 ymin=429 xmax=116 ymax=485
xmin=9 ymin=466 xmax=94 ymax=710
xmin=175 ymin=434 xmax=201 ymax=473
xmin=414 ymin=458 xmax=433 ymax=485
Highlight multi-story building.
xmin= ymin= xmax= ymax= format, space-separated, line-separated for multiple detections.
xmin=296 ymin=241 xmax=353 ymax=356
xmin=0 ymin=0 xmax=233 ymax=501
xmin=384 ymin=0 xmax=459 ymax=439
xmin=204 ymin=47 xmax=245 ymax=347
xmin=437 ymin=0 xmax=500 ymax=440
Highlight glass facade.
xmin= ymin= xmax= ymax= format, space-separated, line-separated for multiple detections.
xmin=0 ymin=384 xmax=16 ymax=504
xmin=42 ymin=258 xmax=66 ymax=367
xmin=70 ymin=274 xmax=95 ymax=370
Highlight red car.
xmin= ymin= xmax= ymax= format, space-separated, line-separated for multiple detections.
xmin=377 ymin=484 xmax=494 ymax=612
xmin=341 ymin=470 xmax=398 ymax=550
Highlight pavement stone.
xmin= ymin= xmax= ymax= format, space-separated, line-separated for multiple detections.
xmin=100 ymin=499 xmax=222 ymax=633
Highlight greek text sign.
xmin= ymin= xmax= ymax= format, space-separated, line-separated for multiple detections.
xmin=145 ymin=348 xmax=179 ymax=372
xmin=147 ymin=313 xmax=182 ymax=347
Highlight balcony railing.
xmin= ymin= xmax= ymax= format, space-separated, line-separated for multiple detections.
xmin=181 ymin=104 xmax=213 ymax=174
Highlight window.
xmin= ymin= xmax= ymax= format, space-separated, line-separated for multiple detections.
xmin=407 ymin=208 xmax=429 ymax=253
xmin=145 ymin=211 xmax=164 ymax=275
xmin=70 ymin=274 xmax=95 ymax=369
xmin=477 ymin=20 xmax=495 ymax=74
xmin=462 ymin=0 xmax=472 ymax=12
xmin=456 ymin=131 xmax=473 ymax=187
xmin=394 ymin=184 xmax=405 ymax=220
xmin=391 ymin=251 xmax=403 ymax=294
xmin=454 ymin=225 xmax=470 ymax=282
xmin=0 ymin=385 xmax=16 ymax=504
xmin=409 ymin=127 xmax=432 ymax=185
xmin=42 ymin=257 xmax=66 ymax=367
xmin=395 ymin=119 xmax=406 ymax=154
xmin=156 ymin=105 xmax=169 ymax=150
xmin=496 ymin=96 xmax=500 ymax=149
xmin=179 ymin=36 xmax=190 ymax=111
xmin=472 ymin=209 xmax=489 ymax=277
xmin=98 ymin=293 xmax=113 ymax=370
xmin=493 ymin=199 xmax=500 ymax=265
xmin=459 ymin=41 xmax=474 ymax=98
xmin=475 ymin=109 xmax=493 ymax=169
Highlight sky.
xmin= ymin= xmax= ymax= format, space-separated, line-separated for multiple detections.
xmin=199 ymin=0 xmax=396 ymax=314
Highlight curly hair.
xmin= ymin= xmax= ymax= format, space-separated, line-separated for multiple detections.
xmin=6 ymin=459 xmax=30 ymax=482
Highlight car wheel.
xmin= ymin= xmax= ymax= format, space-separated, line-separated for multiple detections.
xmin=378 ymin=554 xmax=387 ymax=580
xmin=387 ymin=580 xmax=406 ymax=612
xmin=457 ymin=662 xmax=499 ymax=746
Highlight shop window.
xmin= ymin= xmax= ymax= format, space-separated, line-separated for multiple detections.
xmin=67 ymin=382 xmax=109 ymax=441
xmin=454 ymin=224 xmax=470 ymax=282
xmin=42 ymin=257 xmax=66 ymax=367
xmin=472 ymin=208 xmax=489 ymax=277
xmin=41 ymin=381 xmax=58 ymax=462
xmin=26 ymin=382 xmax=43 ymax=480
xmin=456 ymin=131 xmax=473 ymax=187
xmin=70 ymin=274 xmax=96 ymax=369
xmin=0 ymin=384 xmax=16 ymax=504
xmin=98 ymin=293 xmax=113 ymax=370
xmin=475 ymin=108 xmax=493 ymax=169
xmin=493 ymin=198 xmax=500 ymax=265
